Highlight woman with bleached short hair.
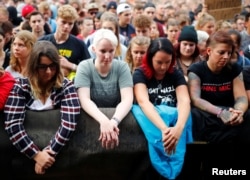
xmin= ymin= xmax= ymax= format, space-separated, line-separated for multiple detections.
xmin=74 ymin=29 xmax=133 ymax=150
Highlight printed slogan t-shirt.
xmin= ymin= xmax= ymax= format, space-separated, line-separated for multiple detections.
xmin=133 ymin=67 xmax=186 ymax=107
xmin=188 ymin=61 xmax=242 ymax=107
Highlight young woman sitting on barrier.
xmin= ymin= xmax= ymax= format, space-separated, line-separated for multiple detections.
xmin=4 ymin=41 xmax=81 ymax=174
xmin=74 ymin=29 xmax=133 ymax=150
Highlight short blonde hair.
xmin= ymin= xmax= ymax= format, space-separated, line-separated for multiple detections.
xmin=57 ymin=4 xmax=79 ymax=21
xmin=93 ymin=29 xmax=118 ymax=48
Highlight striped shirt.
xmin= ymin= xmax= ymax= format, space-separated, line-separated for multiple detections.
xmin=4 ymin=78 xmax=80 ymax=159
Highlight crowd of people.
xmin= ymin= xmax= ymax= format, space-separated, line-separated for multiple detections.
xmin=1 ymin=0 xmax=250 ymax=179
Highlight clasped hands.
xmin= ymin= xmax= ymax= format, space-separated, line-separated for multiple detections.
xmin=162 ymin=127 xmax=181 ymax=155
xmin=99 ymin=119 xmax=120 ymax=149
xmin=33 ymin=149 xmax=55 ymax=175
xmin=218 ymin=108 xmax=244 ymax=125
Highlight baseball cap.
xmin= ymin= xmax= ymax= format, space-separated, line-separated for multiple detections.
xmin=116 ymin=3 xmax=131 ymax=15
xmin=107 ymin=1 xmax=117 ymax=11
xmin=86 ymin=2 xmax=99 ymax=11
xmin=21 ymin=4 xmax=36 ymax=18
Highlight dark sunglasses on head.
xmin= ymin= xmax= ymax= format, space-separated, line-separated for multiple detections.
xmin=37 ymin=63 xmax=57 ymax=72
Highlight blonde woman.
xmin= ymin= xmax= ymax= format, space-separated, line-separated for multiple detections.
xmin=125 ymin=36 xmax=150 ymax=73
xmin=195 ymin=12 xmax=215 ymax=36
xmin=75 ymin=29 xmax=133 ymax=150
xmin=5 ymin=30 xmax=36 ymax=78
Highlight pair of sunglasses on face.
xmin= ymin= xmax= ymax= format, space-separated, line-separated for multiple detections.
xmin=37 ymin=63 xmax=57 ymax=72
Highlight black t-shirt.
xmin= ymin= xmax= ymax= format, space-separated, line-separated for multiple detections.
xmin=133 ymin=67 xmax=187 ymax=107
xmin=188 ymin=61 xmax=242 ymax=107
xmin=243 ymin=66 xmax=250 ymax=90
xmin=39 ymin=34 xmax=90 ymax=65
xmin=119 ymin=24 xmax=135 ymax=42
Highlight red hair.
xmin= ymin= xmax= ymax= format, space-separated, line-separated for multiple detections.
xmin=141 ymin=38 xmax=176 ymax=80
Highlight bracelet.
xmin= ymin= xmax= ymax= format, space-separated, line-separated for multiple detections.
xmin=217 ymin=108 xmax=223 ymax=118
xmin=111 ymin=117 xmax=120 ymax=125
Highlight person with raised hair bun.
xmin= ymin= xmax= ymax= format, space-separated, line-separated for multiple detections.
xmin=195 ymin=12 xmax=215 ymax=36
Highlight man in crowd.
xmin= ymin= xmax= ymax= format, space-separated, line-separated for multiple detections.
xmin=39 ymin=4 xmax=90 ymax=78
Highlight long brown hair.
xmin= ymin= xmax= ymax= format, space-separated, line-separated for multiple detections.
xmin=9 ymin=30 xmax=36 ymax=73
xmin=27 ymin=41 xmax=64 ymax=99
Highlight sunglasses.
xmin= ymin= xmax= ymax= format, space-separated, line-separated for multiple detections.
xmin=89 ymin=11 xmax=98 ymax=15
xmin=37 ymin=63 xmax=57 ymax=72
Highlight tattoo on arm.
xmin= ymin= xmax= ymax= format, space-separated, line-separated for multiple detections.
xmin=188 ymin=72 xmax=201 ymax=99
xmin=234 ymin=96 xmax=248 ymax=111
xmin=188 ymin=72 xmax=203 ymax=107
xmin=188 ymin=72 xmax=218 ymax=113
xmin=188 ymin=72 xmax=200 ymax=82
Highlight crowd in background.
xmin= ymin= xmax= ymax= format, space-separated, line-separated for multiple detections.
xmin=1 ymin=0 xmax=250 ymax=179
